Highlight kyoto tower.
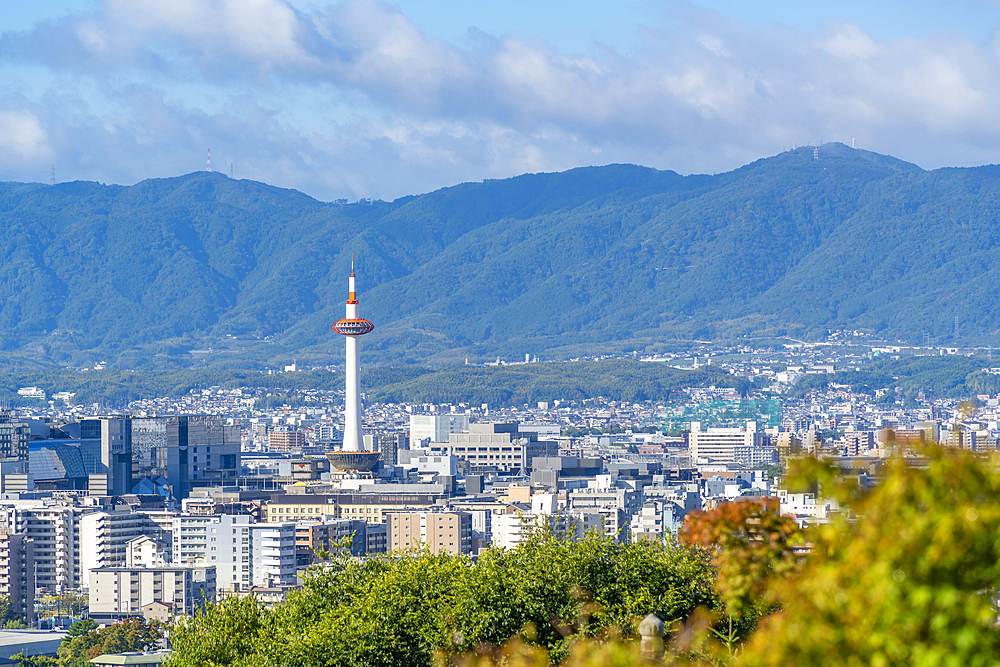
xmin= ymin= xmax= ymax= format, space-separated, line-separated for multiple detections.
xmin=331 ymin=257 xmax=374 ymax=458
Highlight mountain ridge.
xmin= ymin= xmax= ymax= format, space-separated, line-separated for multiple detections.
xmin=0 ymin=143 xmax=997 ymax=369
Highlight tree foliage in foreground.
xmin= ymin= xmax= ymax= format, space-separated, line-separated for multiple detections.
xmin=448 ymin=447 xmax=1000 ymax=667
xmin=171 ymin=447 xmax=1000 ymax=667
xmin=167 ymin=533 xmax=718 ymax=667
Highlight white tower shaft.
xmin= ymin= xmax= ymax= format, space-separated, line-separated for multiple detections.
xmin=343 ymin=293 xmax=363 ymax=452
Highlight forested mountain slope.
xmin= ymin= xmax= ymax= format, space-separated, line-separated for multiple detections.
xmin=0 ymin=143 xmax=994 ymax=368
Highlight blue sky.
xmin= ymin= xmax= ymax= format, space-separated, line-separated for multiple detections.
xmin=2 ymin=0 xmax=1000 ymax=200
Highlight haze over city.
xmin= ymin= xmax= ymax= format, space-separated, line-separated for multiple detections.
xmin=3 ymin=0 xmax=1000 ymax=201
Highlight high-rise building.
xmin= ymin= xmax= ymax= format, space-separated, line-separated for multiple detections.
xmin=0 ymin=530 xmax=35 ymax=625
xmin=0 ymin=504 xmax=88 ymax=593
xmin=132 ymin=416 xmax=241 ymax=499
xmin=79 ymin=510 xmax=174 ymax=591
xmin=172 ymin=515 xmax=296 ymax=594
xmin=365 ymin=432 xmax=408 ymax=467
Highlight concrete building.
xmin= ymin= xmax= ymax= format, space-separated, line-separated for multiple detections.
xmin=80 ymin=511 xmax=158 ymax=591
xmin=0 ymin=504 xmax=88 ymax=593
xmin=263 ymin=491 xmax=449 ymax=525
xmin=631 ymin=500 xmax=687 ymax=540
xmin=389 ymin=511 xmax=472 ymax=555
xmin=365 ymin=432 xmax=408 ymax=467
xmin=89 ymin=565 xmax=215 ymax=622
xmin=0 ymin=531 xmax=34 ymax=626
xmin=132 ymin=416 xmax=241 ymax=500
xmin=268 ymin=429 xmax=306 ymax=453
xmin=689 ymin=421 xmax=768 ymax=464
xmin=567 ymin=487 xmax=639 ymax=543
xmin=491 ymin=509 xmax=603 ymax=550
xmin=409 ymin=414 xmax=469 ymax=445
xmin=0 ymin=411 xmax=30 ymax=494
xmin=172 ymin=515 xmax=296 ymax=594
xmin=432 ymin=423 xmax=558 ymax=474
xmin=295 ymin=518 xmax=368 ymax=564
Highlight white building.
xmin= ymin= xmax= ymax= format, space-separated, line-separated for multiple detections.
xmin=491 ymin=509 xmax=603 ymax=550
xmin=631 ymin=500 xmax=687 ymax=540
xmin=689 ymin=421 xmax=768 ymax=464
xmin=432 ymin=423 xmax=558 ymax=474
xmin=777 ymin=490 xmax=839 ymax=525
xmin=0 ymin=504 xmax=90 ymax=593
xmin=172 ymin=515 xmax=296 ymax=595
xmin=409 ymin=414 xmax=469 ymax=444
xmin=79 ymin=511 xmax=176 ymax=591
xmin=89 ymin=565 xmax=215 ymax=622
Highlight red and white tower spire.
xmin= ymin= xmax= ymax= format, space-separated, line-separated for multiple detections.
xmin=332 ymin=255 xmax=374 ymax=452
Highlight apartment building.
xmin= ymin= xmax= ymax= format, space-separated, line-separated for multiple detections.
xmin=89 ymin=565 xmax=216 ymax=622
xmin=0 ymin=531 xmax=34 ymax=625
xmin=263 ymin=492 xmax=448 ymax=525
xmin=389 ymin=511 xmax=472 ymax=555
xmin=172 ymin=515 xmax=296 ymax=594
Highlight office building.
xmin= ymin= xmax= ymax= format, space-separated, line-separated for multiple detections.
xmin=688 ymin=421 xmax=768 ymax=464
xmin=132 ymin=416 xmax=241 ymax=499
xmin=409 ymin=414 xmax=469 ymax=445
xmin=268 ymin=429 xmax=306 ymax=453
xmin=432 ymin=423 xmax=558 ymax=474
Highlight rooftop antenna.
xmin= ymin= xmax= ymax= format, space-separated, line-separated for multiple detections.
xmin=207 ymin=148 xmax=212 ymax=172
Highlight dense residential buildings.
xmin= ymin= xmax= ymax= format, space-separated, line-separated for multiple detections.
xmin=8 ymin=337 xmax=1000 ymax=626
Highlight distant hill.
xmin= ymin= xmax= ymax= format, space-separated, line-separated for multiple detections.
xmin=1 ymin=142 xmax=998 ymax=369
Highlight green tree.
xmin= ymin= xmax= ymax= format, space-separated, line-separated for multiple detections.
xmin=739 ymin=447 xmax=1000 ymax=667
xmin=167 ymin=532 xmax=719 ymax=667
xmin=59 ymin=618 xmax=162 ymax=667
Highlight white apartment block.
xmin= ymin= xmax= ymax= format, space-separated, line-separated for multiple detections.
xmin=173 ymin=515 xmax=296 ymax=595
xmin=0 ymin=504 xmax=91 ymax=593
xmin=689 ymin=421 xmax=768 ymax=464
xmin=630 ymin=500 xmax=686 ymax=541
xmin=491 ymin=510 xmax=603 ymax=550
xmin=80 ymin=511 xmax=173 ymax=591
xmin=248 ymin=522 xmax=297 ymax=587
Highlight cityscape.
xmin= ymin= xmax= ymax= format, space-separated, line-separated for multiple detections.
xmin=4 ymin=0 xmax=1000 ymax=665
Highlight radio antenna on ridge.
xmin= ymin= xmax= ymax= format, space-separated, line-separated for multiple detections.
xmin=207 ymin=148 xmax=212 ymax=172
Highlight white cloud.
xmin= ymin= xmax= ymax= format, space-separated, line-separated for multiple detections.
xmin=0 ymin=110 xmax=50 ymax=162
xmin=3 ymin=2 xmax=1000 ymax=198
